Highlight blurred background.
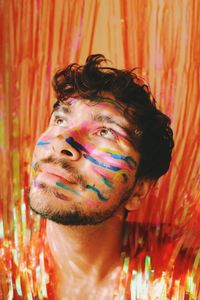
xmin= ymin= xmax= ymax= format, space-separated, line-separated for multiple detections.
xmin=0 ymin=0 xmax=199 ymax=299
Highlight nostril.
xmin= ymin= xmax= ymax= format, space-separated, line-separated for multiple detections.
xmin=61 ymin=150 xmax=73 ymax=156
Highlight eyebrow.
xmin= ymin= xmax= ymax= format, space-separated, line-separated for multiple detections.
xmin=53 ymin=105 xmax=71 ymax=114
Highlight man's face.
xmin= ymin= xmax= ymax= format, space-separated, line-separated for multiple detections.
xmin=29 ymin=96 xmax=140 ymax=225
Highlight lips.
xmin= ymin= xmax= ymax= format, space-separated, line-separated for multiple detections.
xmin=40 ymin=165 xmax=77 ymax=184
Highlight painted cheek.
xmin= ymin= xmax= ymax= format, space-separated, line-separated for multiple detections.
xmin=30 ymin=162 xmax=37 ymax=179
xmin=67 ymin=120 xmax=94 ymax=136
xmin=91 ymin=166 xmax=112 ymax=180
xmin=85 ymin=199 xmax=107 ymax=208
xmin=94 ymin=148 xmax=137 ymax=169
xmin=91 ymin=154 xmax=133 ymax=171
xmin=36 ymin=135 xmax=54 ymax=146
xmin=85 ymin=199 xmax=99 ymax=208
xmin=113 ymin=170 xmax=129 ymax=184
xmin=34 ymin=135 xmax=55 ymax=162
xmin=84 ymin=150 xmax=136 ymax=173
xmin=55 ymin=182 xmax=80 ymax=196
xmin=65 ymin=137 xmax=89 ymax=153
xmin=88 ymin=151 xmax=133 ymax=187
xmin=85 ymin=185 xmax=108 ymax=202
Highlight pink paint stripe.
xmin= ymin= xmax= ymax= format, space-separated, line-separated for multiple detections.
xmin=91 ymin=153 xmax=131 ymax=171
xmin=39 ymin=136 xmax=54 ymax=142
xmin=91 ymin=166 xmax=112 ymax=180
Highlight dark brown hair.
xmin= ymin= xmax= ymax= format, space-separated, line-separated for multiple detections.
xmin=52 ymin=54 xmax=174 ymax=181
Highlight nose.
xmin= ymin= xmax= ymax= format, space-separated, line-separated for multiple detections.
xmin=52 ymin=135 xmax=82 ymax=161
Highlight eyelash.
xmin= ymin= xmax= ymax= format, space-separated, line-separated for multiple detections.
xmin=95 ymin=127 xmax=118 ymax=141
xmin=53 ymin=116 xmax=67 ymax=126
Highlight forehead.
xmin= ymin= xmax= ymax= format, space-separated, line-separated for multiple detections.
xmin=53 ymin=97 xmax=129 ymax=124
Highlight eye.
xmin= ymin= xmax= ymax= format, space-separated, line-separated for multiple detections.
xmin=54 ymin=116 xmax=67 ymax=126
xmin=96 ymin=128 xmax=116 ymax=140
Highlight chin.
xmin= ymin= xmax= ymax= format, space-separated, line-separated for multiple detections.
xmin=28 ymin=183 xmax=59 ymax=217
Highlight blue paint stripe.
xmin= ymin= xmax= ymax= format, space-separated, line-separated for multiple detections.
xmin=83 ymin=154 xmax=121 ymax=171
xmin=104 ymin=152 xmax=137 ymax=168
xmin=86 ymin=185 xmax=108 ymax=202
xmin=37 ymin=141 xmax=51 ymax=145
xmin=124 ymin=156 xmax=137 ymax=168
xmin=65 ymin=137 xmax=88 ymax=153
xmin=109 ymin=153 xmax=126 ymax=160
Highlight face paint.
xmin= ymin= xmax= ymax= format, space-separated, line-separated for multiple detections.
xmin=33 ymin=178 xmax=41 ymax=189
xmin=90 ymin=166 xmax=113 ymax=188
xmin=83 ymin=154 xmax=122 ymax=171
xmin=66 ymin=137 xmax=135 ymax=191
xmin=96 ymin=148 xmax=137 ymax=168
xmin=36 ymin=135 xmax=54 ymax=146
xmin=35 ymin=134 xmax=135 ymax=204
xmin=31 ymin=162 xmax=37 ymax=178
xmin=37 ymin=141 xmax=51 ymax=146
xmin=67 ymin=120 xmax=91 ymax=136
xmin=53 ymin=191 xmax=69 ymax=201
xmin=114 ymin=170 xmax=129 ymax=183
xmin=91 ymin=154 xmax=132 ymax=171
xmin=110 ymin=129 xmax=130 ymax=143
xmin=100 ymin=176 xmax=113 ymax=188
xmin=83 ymin=146 xmax=136 ymax=172
xmin=85 ymin=185 xmax=108 ymax=202
xmin=91 ymin=166 xmax=112 ymax=180
xmin=92 ymin=152 xmax=135 ymax=171
xmin=67 ymin=97 xmax=78 ymax=105
xmin=65 ymin=137 xmax=89 ymax=153
xmin=85 ymin=199 xmax=97 ymax=208
xmin=32 ymin=99 xmax=138 ymax=210
xmin=55 ymin=182 xmax=80 ymax=196
xmin=85 ymin=199 xmax=106 ymax=208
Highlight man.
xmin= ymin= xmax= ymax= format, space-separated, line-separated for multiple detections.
xmin=29 ymin=54 xmax=174 ymax=299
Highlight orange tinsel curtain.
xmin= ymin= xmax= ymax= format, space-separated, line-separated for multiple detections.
xmin=1 ymin=0 xmax=199 ymax=298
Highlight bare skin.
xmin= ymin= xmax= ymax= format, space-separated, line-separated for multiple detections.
xmin=30 ymin=94 xmax=151 ymax=299
xmin=46 ymin=210 xmax=125 ymax=300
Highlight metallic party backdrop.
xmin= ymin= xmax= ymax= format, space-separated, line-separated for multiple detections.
xmin=0 ymin=0 xmax=199 ymax=299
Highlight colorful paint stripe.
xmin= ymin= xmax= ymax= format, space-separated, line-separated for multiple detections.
xmin=65 ymin=137 xmax=88 ymax=153
xmin=37 ymin=141 xmax=51 ymax=145
xmin=97 ymin=147 xmax=137 ymax=168
xmin=56 ymin=182 xmax=80 ymax=195
xmin=86 ymin=185 xmax=108 ymax=202
xmin=37 ymin=136 xmax=54 ymax=145
xmin=91 ymin=166 xmax=112 ymax=180
xmin=114 ymin=170 xmax=129 ymax=183
xmin=100 ymin=176 xmax=113 ymax=188
xmin=83 ymin=154 xmax=121 ymax=171
xmin=93 ymin=154 xmax=131 ymax=170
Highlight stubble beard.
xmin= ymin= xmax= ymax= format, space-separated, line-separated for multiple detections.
xmin=29 ymin=181 xmax=130 ymax=226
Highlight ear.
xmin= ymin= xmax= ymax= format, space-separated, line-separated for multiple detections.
xmin=124 ymin=179 xmax=155 ymax=211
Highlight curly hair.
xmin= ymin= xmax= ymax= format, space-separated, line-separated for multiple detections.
xmin=52 ymin=54 xmax=174 ymax=181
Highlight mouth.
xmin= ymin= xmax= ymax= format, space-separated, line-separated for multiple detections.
xmin=35 ymin=164 xmax=78 ymax=187
xmin=53 ymin=191 xmax=69 ymax=201
xmin=45 ymin=171 xmax=76 ymax=184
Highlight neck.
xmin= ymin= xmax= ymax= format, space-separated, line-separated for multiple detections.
xmin=46 ymin=212 xmax=125 ymax=282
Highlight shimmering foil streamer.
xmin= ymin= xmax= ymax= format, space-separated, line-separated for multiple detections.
xmin=1 ymin=0 xmax=199 ymax=299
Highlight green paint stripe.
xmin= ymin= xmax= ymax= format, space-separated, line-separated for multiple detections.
xmin=101 ymin=176 xmax=113 ymax=188
xmin=56 ymin=182 xmax=80 ymax=195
